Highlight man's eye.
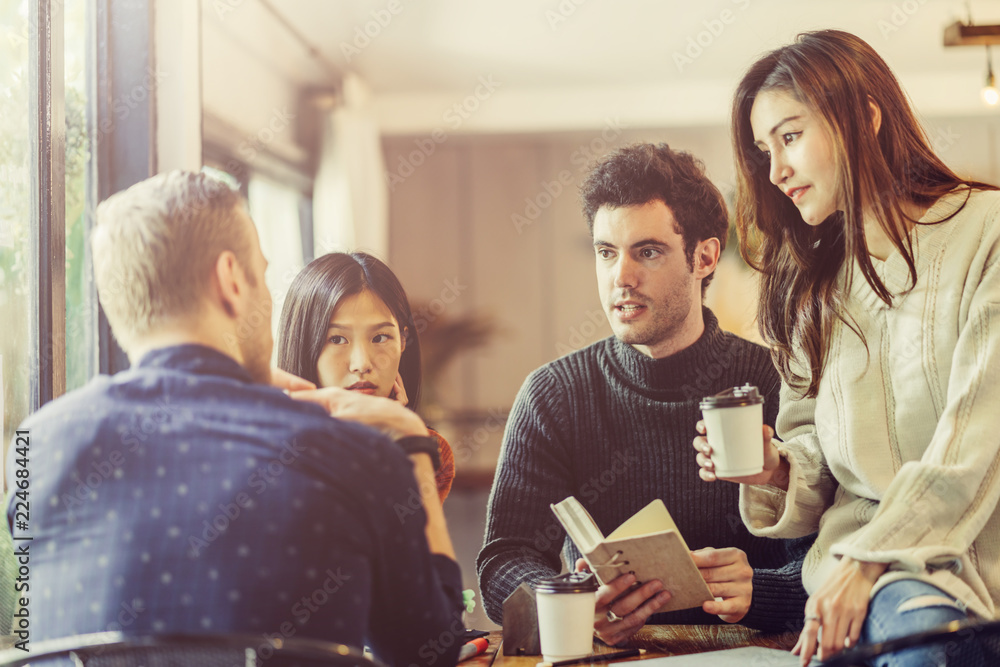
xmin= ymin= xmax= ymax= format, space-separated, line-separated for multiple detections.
xmin=597 ymin=248 xmax=613 ymax=259
xmin=640 ymin=248 xmax=660 ymax=259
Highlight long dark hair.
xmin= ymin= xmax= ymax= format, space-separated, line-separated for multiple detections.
xmin=276 ymin=252 xmax=422 ymax=410
xmin=732 ymin=29 xmax=996 ymax=397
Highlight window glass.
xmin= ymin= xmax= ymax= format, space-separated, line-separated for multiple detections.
xmin=0 ymin=0 xmax=33 ymax=464
xmin=65 ymin=0 xmax=92 ymax=391
xmin=248 ymin=175 xmax=305 ymax=362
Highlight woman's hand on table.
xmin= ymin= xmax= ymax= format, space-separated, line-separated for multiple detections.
xmin=691 ymin=547 xmax=753 ymax=623
xmin=575 ymin=559 xmax=671 ymax=646
xmin=289 ymin=386 xmax=429 ymax=439
xmin=693 ymin=422 xmax=789 ymax=490
xmin=793 ymin=557 xmax=887 ymax=666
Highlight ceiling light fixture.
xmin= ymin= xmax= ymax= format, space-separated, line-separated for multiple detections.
xmin=984 ymin=47 xmax=999 ymax=106
xmin=944 ymin=4 xmax=1000 ymax=107
xmin=943 ymin=20 xmax=1000 ymax=46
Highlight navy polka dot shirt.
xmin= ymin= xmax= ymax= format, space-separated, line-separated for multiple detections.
xmin=9 ymin=345 xmax=464 ymax=666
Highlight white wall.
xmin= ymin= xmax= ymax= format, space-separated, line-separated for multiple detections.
xmin=200 ymin=0 xmax=306 ymax=168
xmin=370 ymin=75 xmax=998 ymax=138
xmin=155 ymin=0 xmax=202 ymax=172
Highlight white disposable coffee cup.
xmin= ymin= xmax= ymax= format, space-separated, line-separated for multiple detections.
xmin=535 ymin=572 xmax=598 ymax=662
xmin=700 ymin=384 xmax=765 ymax=477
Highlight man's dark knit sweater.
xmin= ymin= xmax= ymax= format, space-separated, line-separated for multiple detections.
xmin=477 ymin=308 xmax=811 ymax=632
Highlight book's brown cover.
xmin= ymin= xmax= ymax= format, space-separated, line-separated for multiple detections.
xmin=551 ymin=497 xmax=713 ymax=614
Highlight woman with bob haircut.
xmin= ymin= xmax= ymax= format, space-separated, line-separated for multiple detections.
xmin=277 ymin=252 xmax=455 ymax=501
xmin=694 ymin=30 xmax=1000 ymax=666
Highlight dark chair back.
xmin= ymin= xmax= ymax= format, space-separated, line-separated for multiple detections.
xmin=819 ymin=619 xmax=1000 ymax=667
xmin=0 ymin=631 xmax=388 ymax=667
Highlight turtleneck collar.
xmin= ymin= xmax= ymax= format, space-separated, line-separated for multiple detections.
xmin=603 ymin=307 xmax=731 ymax=400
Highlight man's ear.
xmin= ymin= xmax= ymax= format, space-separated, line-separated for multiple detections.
xmin=693 ymin=237 xmax=721 ymax=279
xmin=212 ymin=250 xmax=244 ymax=318
xmin=868 ymin=98 xmax=882 ymax=136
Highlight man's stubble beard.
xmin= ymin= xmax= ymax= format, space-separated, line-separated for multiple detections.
xmin=614 ymin=308 xmax=683 ymax=348
xmin=612 ymin=284 xmax=695 ymax=350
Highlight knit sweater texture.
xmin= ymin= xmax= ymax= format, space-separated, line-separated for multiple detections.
xmin=741 ymin=188 xmax=1000 ymax=621
xmin=478 ymin=308 xmax=811 ymax=632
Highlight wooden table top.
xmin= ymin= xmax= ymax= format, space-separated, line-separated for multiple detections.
xmin=473 ymin=625 xmax=799 ymax=667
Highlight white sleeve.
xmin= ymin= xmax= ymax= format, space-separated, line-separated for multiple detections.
xmin=740 ymin=377 xmax=839 ymax=539
xmin=831 ymin=258 xmax=1000 ymax=570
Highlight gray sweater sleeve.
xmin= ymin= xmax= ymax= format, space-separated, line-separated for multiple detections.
xmin=737 ymin=535 xmax=811 ymax=633
xmin=477 ymin=368 xmax=574 ymax=624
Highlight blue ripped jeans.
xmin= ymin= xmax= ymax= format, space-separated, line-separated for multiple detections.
xmin=859 ymin=579 xmax=983 ymax=667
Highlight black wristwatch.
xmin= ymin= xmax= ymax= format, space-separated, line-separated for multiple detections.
xmin=395 ymin=435 xmax=441 ymax=472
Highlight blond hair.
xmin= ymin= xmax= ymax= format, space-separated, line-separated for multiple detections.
xmin=92 ymin=170 xmax=254 ymax=350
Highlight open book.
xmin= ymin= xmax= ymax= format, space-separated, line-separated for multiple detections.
xmin=550 ymin=497 xmax=713 ymax=614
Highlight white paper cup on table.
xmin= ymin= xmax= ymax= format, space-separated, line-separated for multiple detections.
xmin=535 ymin=572 xmax=598 ymax=662
xmin=700 ymin=384 xmax=765 ymax=477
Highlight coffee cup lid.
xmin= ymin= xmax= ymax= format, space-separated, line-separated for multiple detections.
xmin=534 ymin=572 xmax=598 ymax=594
xmin=700 ymin=384 xmax=763 ymax=409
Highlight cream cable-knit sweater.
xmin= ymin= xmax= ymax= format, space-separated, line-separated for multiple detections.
xmin=741 ymin=188 xmax=1000 ymax=620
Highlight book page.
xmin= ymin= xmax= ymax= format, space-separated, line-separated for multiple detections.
xmin=607 ymin=499 xmax=680 ymax=542
xmin=550 ymin=497 xmax=605 ymax=554
xmin=614 ymin=647 xmax=799 ymax=667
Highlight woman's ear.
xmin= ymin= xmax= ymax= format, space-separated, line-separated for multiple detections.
xmin=400 ymin=325 xmax=408 ymax=353
xmin=868 ymin=98 xmax=882 ymax=136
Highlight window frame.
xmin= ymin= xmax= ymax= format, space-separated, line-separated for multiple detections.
xmin=29 ymin=0 xmax=67 ymax=410
xmin=24 ymin=0 xmax=155 ymax=416
xmin=89 ymin=0 xmax=157 ymax=376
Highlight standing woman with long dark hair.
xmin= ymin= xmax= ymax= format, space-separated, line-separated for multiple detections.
xmin=278 ymin=252 xmax=455 ymax=501
xmin=695 ymin=30 xmax=1000 ymax=666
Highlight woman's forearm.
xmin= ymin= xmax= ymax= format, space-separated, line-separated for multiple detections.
xmin=410 ymin=453 xmax=457 ymax=560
